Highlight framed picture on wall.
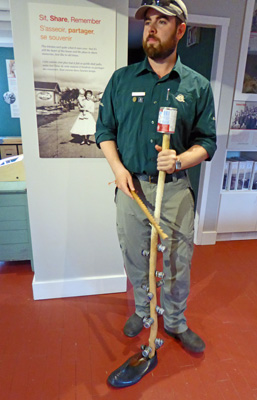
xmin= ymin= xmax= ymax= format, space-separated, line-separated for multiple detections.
xmin=186 ymin=26 xmax=200 ymax=47
xmin=228 ymin=100 xmax=257 ymax=149
xmin=235 ymin=0 xmax=257 ymax=100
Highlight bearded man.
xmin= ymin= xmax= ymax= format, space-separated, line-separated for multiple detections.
xmin=95 ymin=0 xmax=216 ymax=353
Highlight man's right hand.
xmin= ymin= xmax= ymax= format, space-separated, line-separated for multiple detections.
xmin=99 ymin=141 xmax=135 ymax=199
xmin=115 ymin=166 xmax=135 ymax=199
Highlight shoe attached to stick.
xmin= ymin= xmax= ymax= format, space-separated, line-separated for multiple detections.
xmin=123 ymin=313 xmax=144 ymax=337
xmin=108 ymin=352 xmax=158 ymax=388
xmin=164 ymin=328 xmax=205 ymax=353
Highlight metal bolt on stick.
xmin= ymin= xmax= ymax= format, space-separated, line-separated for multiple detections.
xmin=155 ymin=271 xmax=166 ymax=279
xmin=157 ymin=243 xmax=167 ymax=253
xmin=143 ymin=316 xmax=154 ymax=329
xmin=156 ymin=279 xmax=165 ymax=288
xmin=155 ymin=305 xmax=165 ymax=315
xmin=147 ymin=292 xmax=154 ymax=301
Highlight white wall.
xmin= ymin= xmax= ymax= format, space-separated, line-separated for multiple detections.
xmin=10 ymin=0 xmax=128 ymax=299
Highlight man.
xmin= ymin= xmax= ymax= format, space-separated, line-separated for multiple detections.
xmin=95 ymin=0 xmax=216 ymax=353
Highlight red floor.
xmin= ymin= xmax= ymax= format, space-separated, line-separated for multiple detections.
xmin=0 ymin=240 xmax=257 ymax=400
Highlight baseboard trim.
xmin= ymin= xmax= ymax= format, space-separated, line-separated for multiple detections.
xmin=194 ymin=231 xmax=217 ymax=245
xmin=216 ymin=232 xmax=257 ymax=241
xmin=32 ymin=273 xmax=127 ymax=300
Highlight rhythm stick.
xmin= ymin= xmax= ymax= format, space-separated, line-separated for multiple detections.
xmin=107 ymin=107 xmax=177 ymax=387
xmin=147 ymin=107 xmax=177 ymax=359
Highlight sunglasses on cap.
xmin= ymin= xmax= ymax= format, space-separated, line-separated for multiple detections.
xmin=141 ymin=0 xmax=170 ymax=7
xmin=140 ymin=0 xmax=186 ymax=16
xmin=141 ymin=0 xmax=171 ymax=4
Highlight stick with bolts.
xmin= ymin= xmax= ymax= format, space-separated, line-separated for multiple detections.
xmin=146 ymin=107 xmax=177 ymax=359
xmin=107 ymin=107 xmax=177 ymax=388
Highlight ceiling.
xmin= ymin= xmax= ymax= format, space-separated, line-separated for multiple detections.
xmin=0 ymin=0 xmax=12 ymax=47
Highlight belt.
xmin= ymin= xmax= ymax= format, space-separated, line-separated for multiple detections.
xmin=133 ymin=170 xmax=186 ymax=184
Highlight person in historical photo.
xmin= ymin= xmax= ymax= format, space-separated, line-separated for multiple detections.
xmin=231 ymin=102 xmax=257 ymax=130
xmin=7 ymin=60 xmax=16 ymax=78
xmin=70 ymin=89 xmax=96 ymax=145
xmin=96 ymin=0 xmax=216 ymax=354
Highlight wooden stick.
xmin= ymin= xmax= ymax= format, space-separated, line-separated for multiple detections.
xmin=148 ymin=133 xmax=171 ymax=358
xmin=130 ymin=190 xmax=168 ymax=240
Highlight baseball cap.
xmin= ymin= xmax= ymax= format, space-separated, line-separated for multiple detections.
xmin=135 ymin=0 xmax=188 ymax=23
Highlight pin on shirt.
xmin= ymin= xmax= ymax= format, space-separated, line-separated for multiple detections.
xmin=132 ymin=92 xmax=145 ymax=103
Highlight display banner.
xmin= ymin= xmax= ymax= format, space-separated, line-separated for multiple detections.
xmin=4 ymin=60 xmax=20 ymax=118
xmin=28 ymin=3 xmax=116 ymax=158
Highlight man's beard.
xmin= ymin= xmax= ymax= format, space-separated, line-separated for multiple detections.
xmin=143 ymin=34 xmax=177 ymax=60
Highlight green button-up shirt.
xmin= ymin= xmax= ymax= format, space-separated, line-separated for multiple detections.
xmin=96 ymin=56 xmax=216 ymax=178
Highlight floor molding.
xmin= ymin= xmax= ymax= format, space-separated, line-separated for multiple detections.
xmin=216 ymin=231 xmax=257 ymax=241
xmin=32 ymin=273 xmax=127 ymax=300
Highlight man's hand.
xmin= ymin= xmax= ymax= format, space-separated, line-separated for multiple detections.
xmin=99 ymin=141 xmax=135 ymax=199
xmin=155 ymin=145 xmax=177 ymax=174
xmin=115 ymin=166 xmax=135 ymax=198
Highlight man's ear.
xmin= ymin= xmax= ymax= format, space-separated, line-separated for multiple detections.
xmin=177 ymin=22 xmax=187 ymax=41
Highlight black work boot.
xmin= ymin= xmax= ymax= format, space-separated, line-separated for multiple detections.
xmin=165 ymin=328 xmax=205 ymax=353
xmin=123 ymin=313 xmax=144 ymax=337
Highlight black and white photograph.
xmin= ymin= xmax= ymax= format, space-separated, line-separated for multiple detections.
xmin=230 ymin=101 xmax=257 ymax=130
xmin=34 ymin=81 xmax=103 ymax=158
xmin=229 ymin=100 xmax=257 ymax=148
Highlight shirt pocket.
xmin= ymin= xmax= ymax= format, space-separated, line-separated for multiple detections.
xmin=167 ymin=91 xmax=195 ymax=127
xmin=114 ymin=87 xmax=145 ymax=125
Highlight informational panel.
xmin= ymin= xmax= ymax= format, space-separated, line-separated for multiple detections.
xmin=10 ymin=0 xmax=128 ymax=300
xmin=28 ymin=3 xmax=116 ymax=158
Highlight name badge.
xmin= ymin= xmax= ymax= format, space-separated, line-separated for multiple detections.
xmin=132 ymin=92 xmax=145 ymax=96
xmin=132 ymin=92 xmax=145 ymax=103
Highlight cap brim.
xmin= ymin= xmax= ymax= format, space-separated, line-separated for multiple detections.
xmin=135 ymin=5 xmax=177 ymax=20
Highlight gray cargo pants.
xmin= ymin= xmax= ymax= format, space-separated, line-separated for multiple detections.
xmin=115 ymin=174 xmax=195 ymax=334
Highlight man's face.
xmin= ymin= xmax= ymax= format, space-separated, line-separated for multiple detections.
xmin=142 ymin=9 xmax=181 ymax=60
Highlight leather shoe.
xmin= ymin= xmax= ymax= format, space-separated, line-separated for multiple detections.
xmin=164 ymin=328 xmax=205 ymax=353
xmin=108 ymin=352 xmax=158 ymax=388
xmin=123 ymin=313 xmax=143 ymax=337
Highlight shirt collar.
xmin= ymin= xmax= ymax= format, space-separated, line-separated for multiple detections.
xmin=135 ymin=55 xmax=183 ymax=79
xmin=172 ymin=55 xmax=183 ymax=78
xmin=135 ymin=57 xmax=152 ymax=75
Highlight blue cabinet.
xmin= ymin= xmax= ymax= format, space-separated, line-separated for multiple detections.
xmin=0 ymin=183 xmax=33 ymax=269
